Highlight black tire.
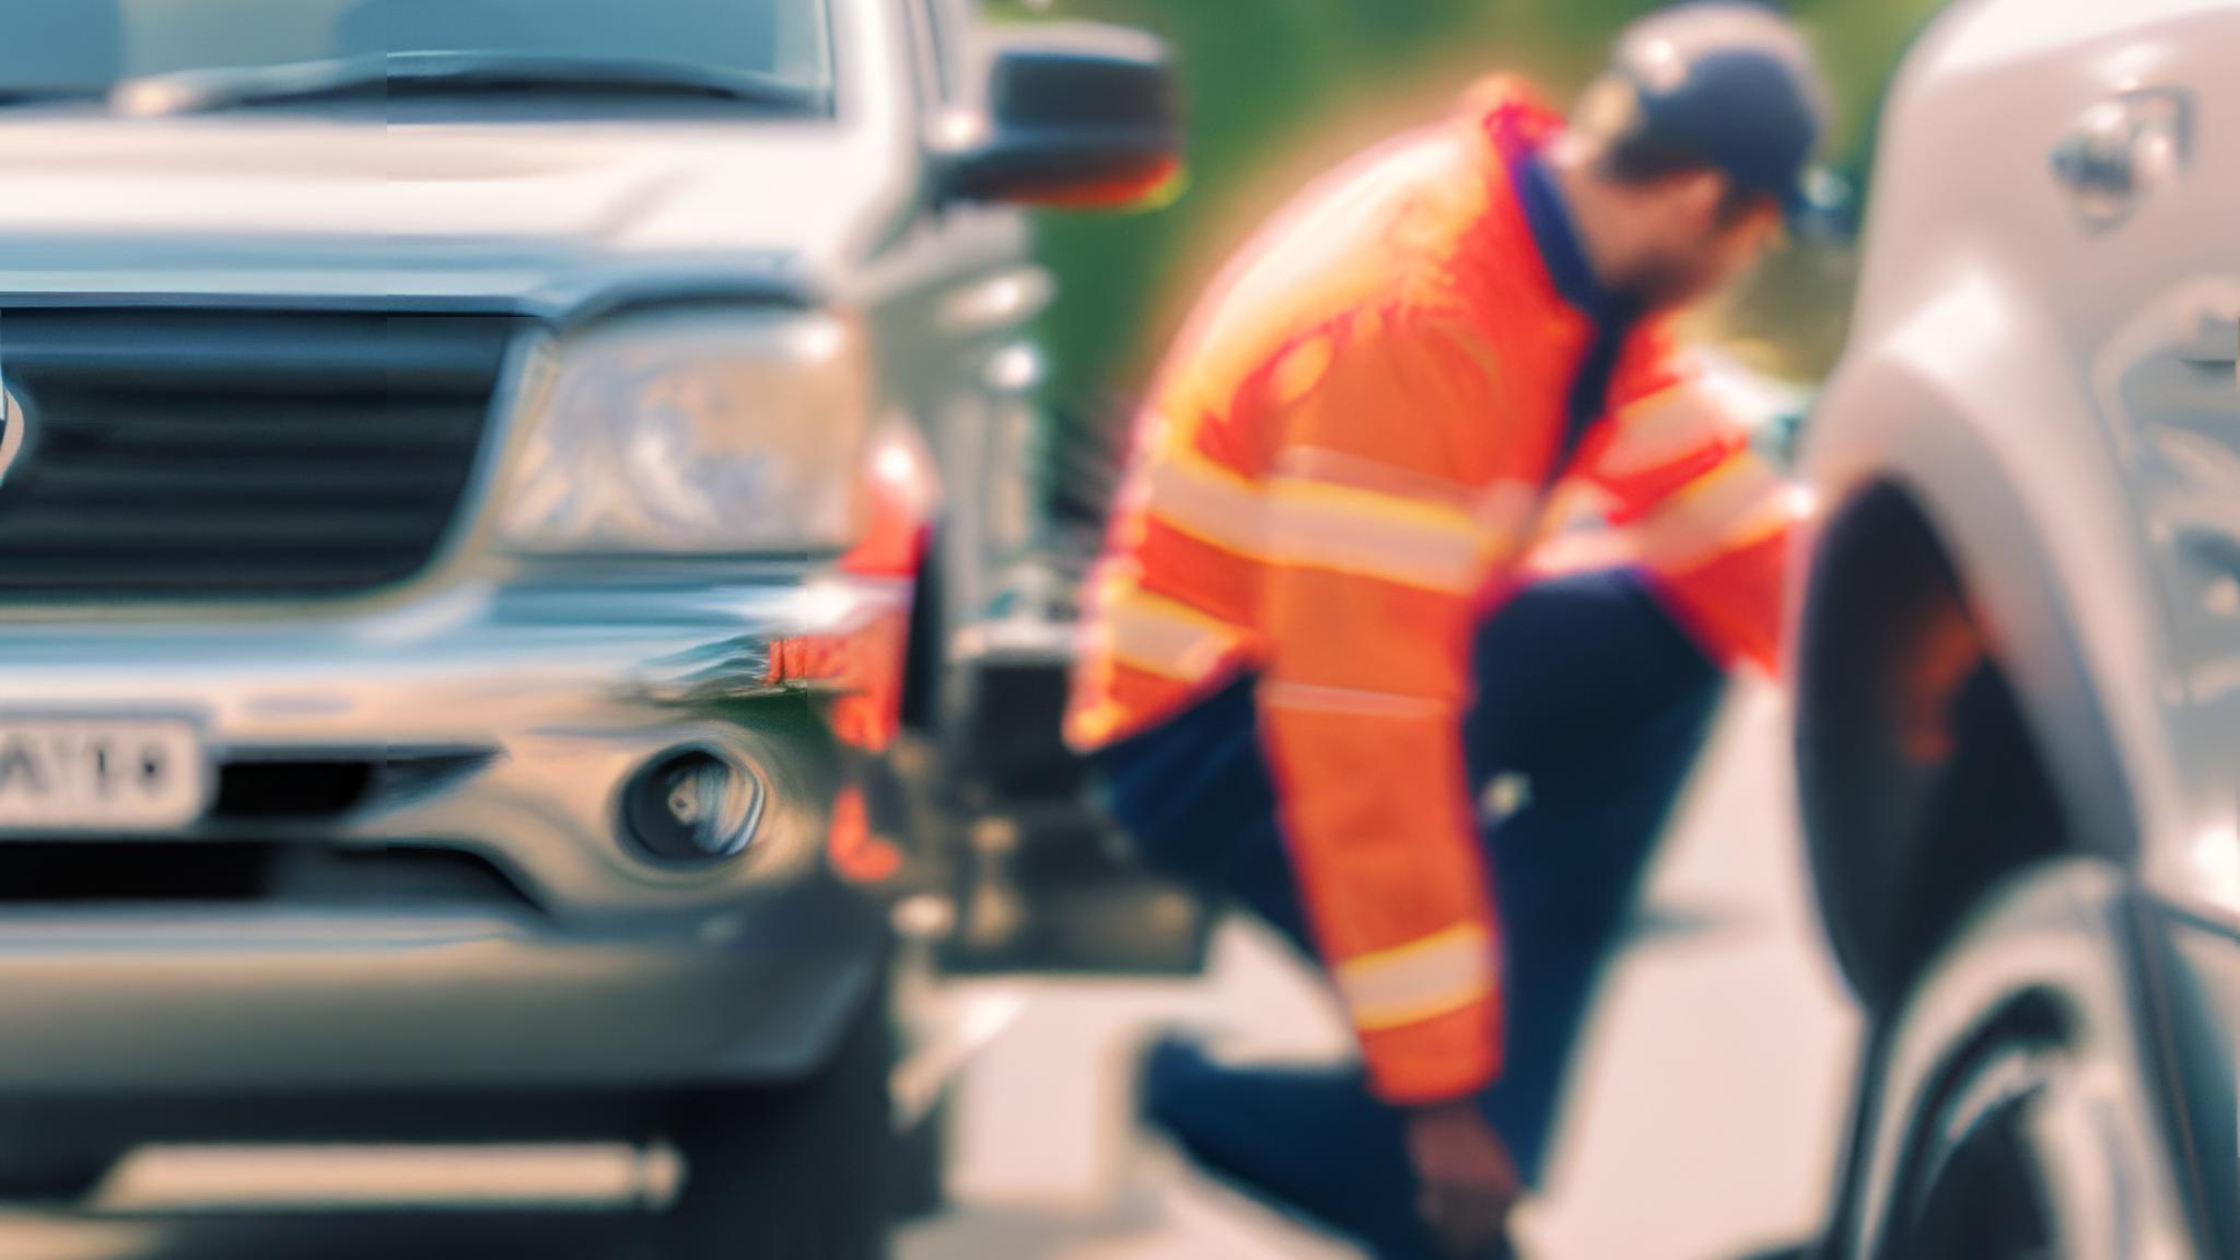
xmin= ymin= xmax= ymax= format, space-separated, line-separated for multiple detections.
xmin=1884 ymin=1041 xmax=2059 ymax=1260
xmin=660 ymin=974 xmax=896 ymax=1260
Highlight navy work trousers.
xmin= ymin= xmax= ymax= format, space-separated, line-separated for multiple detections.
xmin=1094 ymin=568 xmax=1725 ymax=1259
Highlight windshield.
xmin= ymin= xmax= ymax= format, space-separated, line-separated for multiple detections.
xmin=0 ymin=0 xmax=832 ymax=98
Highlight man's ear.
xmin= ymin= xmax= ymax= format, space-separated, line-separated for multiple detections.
xmin=1668 ymin=169 xmax=1729 ymax=232
xmin=1735 ymin=196 xmax=1786 ymax=244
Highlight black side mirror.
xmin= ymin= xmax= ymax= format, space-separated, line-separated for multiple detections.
xmin=941 ymin=23 xmax=1183 ymax=210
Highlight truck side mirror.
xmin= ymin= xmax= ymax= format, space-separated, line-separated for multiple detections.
xmin=939 ymin=23 xmax=1183 ymax=211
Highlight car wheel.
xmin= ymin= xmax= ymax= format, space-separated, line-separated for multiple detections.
xmin=1885 ymin=1039 xmax=2074 ymax=1260
xmin=660 ymin=975 xmax=896 ymax=1260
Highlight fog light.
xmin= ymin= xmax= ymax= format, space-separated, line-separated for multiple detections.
xmin=622 ymin=747 xmax=763 ymax=862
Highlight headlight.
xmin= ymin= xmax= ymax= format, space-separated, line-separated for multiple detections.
xmin=497 ymin=310 xmax=871 ymax=554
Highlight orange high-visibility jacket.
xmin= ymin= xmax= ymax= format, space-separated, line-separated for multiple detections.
xmin=1066 ymin=82 xmax=1799 ymax=1104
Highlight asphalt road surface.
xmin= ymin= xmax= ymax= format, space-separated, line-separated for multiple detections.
xmin=0 ymin=683 xmax=1859 ymax=1259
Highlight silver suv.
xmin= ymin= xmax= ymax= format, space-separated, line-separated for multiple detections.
xmin=0 ymin=1 xmax=1178 ymax=1254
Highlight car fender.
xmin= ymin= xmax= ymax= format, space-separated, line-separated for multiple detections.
xmin=1796 ymin=265 xmax=2174 ymax=858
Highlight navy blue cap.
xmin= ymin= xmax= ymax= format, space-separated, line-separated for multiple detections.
xmin=1576 ymin=2 xmax=1829 ymax=217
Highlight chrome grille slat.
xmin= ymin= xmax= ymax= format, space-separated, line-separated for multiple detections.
xmin=0 ymin=310 xmax=513 ymax=602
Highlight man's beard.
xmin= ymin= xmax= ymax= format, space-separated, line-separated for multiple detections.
xmin=1616 ymin=254 xmax=1713 ymax=313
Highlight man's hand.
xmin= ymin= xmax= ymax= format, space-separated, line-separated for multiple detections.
xmin=1405 ymin=1099 xmax=1520 ymax=1259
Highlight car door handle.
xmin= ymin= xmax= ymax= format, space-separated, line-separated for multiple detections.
xmin=2051 ymin=86 xmax=2192 ymax=231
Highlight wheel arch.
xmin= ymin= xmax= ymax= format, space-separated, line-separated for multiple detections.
xmin=1793 ymin=344 xmax=2144 ymax=1007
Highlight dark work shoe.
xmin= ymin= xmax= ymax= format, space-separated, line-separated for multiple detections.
xmin=1130 ymin=1030 xmax=1505 ymax=1260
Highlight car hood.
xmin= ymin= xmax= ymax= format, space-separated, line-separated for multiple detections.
xmin=0 ymin=113 xmax=908 ymax=312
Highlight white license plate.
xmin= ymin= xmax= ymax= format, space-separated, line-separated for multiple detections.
xmin=0 ymin=719 xmax=209 ymax=830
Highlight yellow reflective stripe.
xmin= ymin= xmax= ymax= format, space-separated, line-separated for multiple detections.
xmin=1631 ymin=456 xmax=1796 ymax=572
xmin=1103 ymin=589 xmax=1246 ymax=682
xmin=1521 ymin=528 xmax=1641 ymax=578
xmin=1266 ymin=477 xmax=1489 ymax=592
xmin=1262 ymin=680 xmax=1453 ymax=721
xmin=1064 ymin=701 xmax=1123 ymax=751
xmin=1530 ymin=482 xmax=1617 ymax=537
xmin=1273 ymin=446 xmax=1482 ymax=513
xmin=1474 ymin=479 xmax=1542 ymax=542
xmin=1599 ymin=383 xmax=1736 ymax=478
xmin=1145 ymin=449 xmax=1534 ymax=590
xmin=1143 ymin=453 xmax=1265 ymax=554
xmin=1336 ymin=923 xmax=1497 ymax=1032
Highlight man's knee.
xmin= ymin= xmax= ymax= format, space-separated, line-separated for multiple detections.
xmin=1465 ymin=570 xmax=1719 ymax=781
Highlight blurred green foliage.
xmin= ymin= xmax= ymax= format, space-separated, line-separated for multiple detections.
xmin=992 ymin=0 xmax=1950 ymax=408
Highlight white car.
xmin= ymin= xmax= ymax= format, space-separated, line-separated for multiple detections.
xmin=1793 ymin=0 xmax=2239 ymax=1255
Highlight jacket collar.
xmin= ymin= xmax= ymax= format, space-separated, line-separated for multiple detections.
xmin=1475 ymin=79 xmax=1637 ymax=330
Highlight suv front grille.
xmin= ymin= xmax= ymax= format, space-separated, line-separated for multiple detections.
xmin=0 ymin=309 xmax=516 ymax=602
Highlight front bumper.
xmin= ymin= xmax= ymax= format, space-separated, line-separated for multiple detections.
xmin=0 ymin=571 xmax=899 ymax=1091
xmin=0 ymin=902 xmax=876 ymax=1092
